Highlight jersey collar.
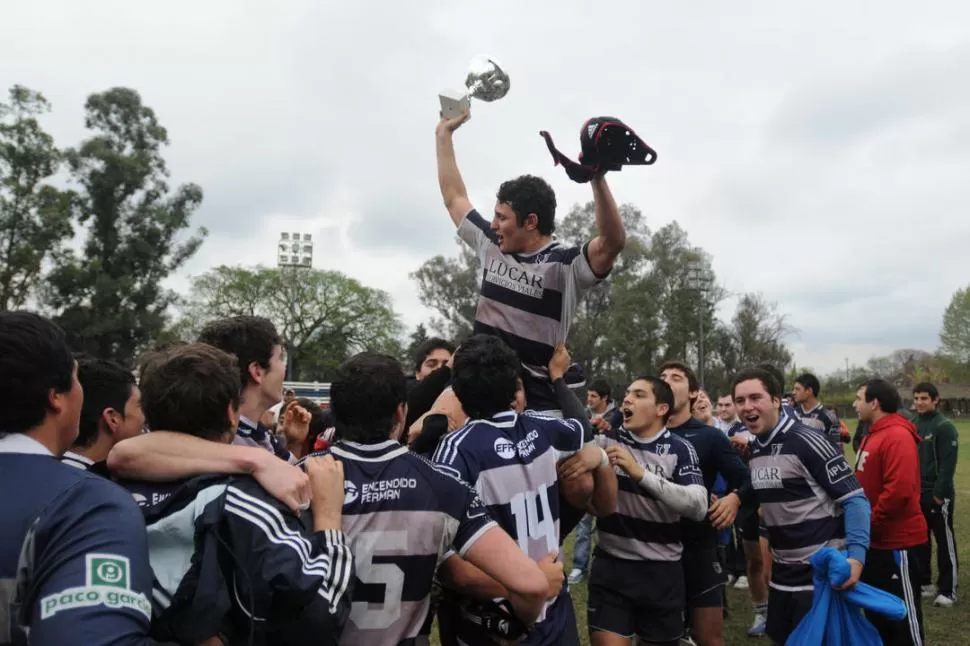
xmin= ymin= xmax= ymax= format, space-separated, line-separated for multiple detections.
xmin=754 ymin=413 xmax=796 ymax=449
xmin=0 ymin=433 xmax=54 ymax=456
xmin=331 ymin=439 xmax=408 ymax=462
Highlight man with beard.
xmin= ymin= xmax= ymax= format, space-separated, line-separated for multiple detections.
xmin=659 ymin=362 xmax=749 ymax=646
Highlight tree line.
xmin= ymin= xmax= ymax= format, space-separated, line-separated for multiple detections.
xmin=3 ymin=83 xmax=969 ymax=390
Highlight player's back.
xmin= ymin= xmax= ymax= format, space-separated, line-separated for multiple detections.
xmin=432 ymin=410 xmax=585 ymax=645
xmin=319 ymin=439 xmax=495 ymax=646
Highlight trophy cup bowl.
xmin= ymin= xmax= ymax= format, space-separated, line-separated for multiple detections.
xmin=439 ymin=56 xmax=510 ymax=119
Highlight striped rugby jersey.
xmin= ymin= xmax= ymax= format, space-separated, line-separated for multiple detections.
xmin=748 ymin=414 xmax=863 ymax=590
xmin=793 ymin=403 xmax=842 ymax=450
xmin=457 ymin=209 xmax=604 ymax=411
xmin=301 ymin=440 xmax=496 ymax=646
xmin=432 ymin=410 xmax=585 ymax=645
xmin=595 ymin=427 xmax=704 ymax=562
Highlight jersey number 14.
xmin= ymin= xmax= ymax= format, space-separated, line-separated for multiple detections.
xmin=509 ymin=483 xmax=557 ymax=555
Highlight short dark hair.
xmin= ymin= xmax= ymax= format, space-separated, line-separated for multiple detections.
xmin=198 ymin=316 xmax=281 ymax=389
xmin=658 ymin=360 xmax=699 ymax=393
xmin=633 ymin=375 xmax=675 ymax=425
xmin=496 ymin=175 xmax=557 ymax=236
xmin=331 ymin=353 xmax=407 ymax=444
xmin=75 ymin=357 xmax=136 ymax=448
xmin=912 ymin=382 xmax=939 ymax=401
xmin=588 ymin=379 xmax=612 ymax=399
xmin=756 ymin=363 xmax=786 ymax=395
xmin=860 ymin=378 xmax=900 ymax=414
xmin=452 ymin=335 xmax=520 ymax=420
xmin=0 ymin=311 xmax=74 ymax=434
xmin=732 ymin=367 xmax=782 ymax=400
xmin=795 ymin=373 xmax=821 ymax=398
xmin=140 ymin=343 xmax=241 ymax=441
xmin=413 ymin=337 xmax=455 ymax=372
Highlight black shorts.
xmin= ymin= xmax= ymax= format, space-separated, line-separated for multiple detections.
xmin=766 ymin=587 xmax=814 ymax=644
xmin=587 ymin=553 xmax=684 ymax=644
xmin=740 ymin=506 xmax=761 ymax=543
xmin=682 ymin=545 xmax=727 ymax=608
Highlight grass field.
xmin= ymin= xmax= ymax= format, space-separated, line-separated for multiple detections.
xmin=432 ymin=419 xmax=969 ymax=645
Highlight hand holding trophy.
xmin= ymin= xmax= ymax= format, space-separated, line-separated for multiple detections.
xmin=439 ymin=56 xmax=510 ymax=123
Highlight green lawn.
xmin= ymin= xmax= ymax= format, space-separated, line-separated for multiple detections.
xmin=433 ymin=420 xmax=970 ymax=645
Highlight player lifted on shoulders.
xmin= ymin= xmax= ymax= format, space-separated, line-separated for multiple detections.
xmin=435 ymin=111 xmax=626 ymax=414
xmin=589 ymin=376 xmax=708 ymax=646
xmin=433 ymin=335 xmax=617 ymax=645
xmin=302 ymin=352 xmax=549 ymax=646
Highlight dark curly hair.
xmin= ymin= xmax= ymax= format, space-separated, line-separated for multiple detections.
xmin=451 ymin=335 xmax=520 ymax=420
xmin=496 ymin=175 xmax=557 ymax=236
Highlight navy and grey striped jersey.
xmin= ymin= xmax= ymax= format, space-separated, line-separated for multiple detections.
xmin=233 ymin=415 xmax=295 ymax=463
xmin=596 ymin=428 xmax=704 ymax=562
xmin=1 ymin=433 xmax=154 ymax=645
xmin=793 ymin=403 xmax=842 ymax=449
xmin=433 ymin=410 xmax=584 ymax=644
xmin=135 ymin=473 xmax=353 ymax=646
xmin=301 ymin=440 xmax=496 ymax=646
xmin=457 ymin=209 xmax=603 ymax=411
xmin=748 ymin=415 xmax=863 ymax=590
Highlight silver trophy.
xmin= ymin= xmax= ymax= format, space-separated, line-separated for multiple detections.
xmin=439 ymin=56 xmax=510 ymax=119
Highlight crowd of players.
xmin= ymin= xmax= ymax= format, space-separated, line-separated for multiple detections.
xmin=0 ymin=110 xmax=961 ymax=646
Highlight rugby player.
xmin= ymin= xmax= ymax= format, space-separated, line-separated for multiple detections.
xmin=589 ymin=376 xmax=707 ymax=645
xmin=302 ymin=351 xmax=548 ymax=646
xmin=659 ymin=362 xmax=749 ymax=646
xmin=433 ymin=335 xmax=618 ymax=645
xmin=127 ymin=342 xmax=354 ymax=645
xmin=791 ymin=373 xmax=842 ymax=450
xmin=731 ymin=368 xmax=871 ymax=645
xmin=0 ymin=311 xmax=155 ymax=644
xmin=61 ymin=356 xmax=145 ymax=476
xmin=435 ymin=110 xmax=626 ymax=413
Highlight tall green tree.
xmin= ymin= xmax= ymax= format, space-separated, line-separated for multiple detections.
xmin=0 ymin=85 xmax=74 ymax=310
xmin=43 ymin=87 xmax=206 ymax=364
xmin=409 ymin=241 xmax=479 ymax=340
xmin=940 ymin=285 xmax=970 ymax=365
xmin=177 ymin=265 xmax=403 ymax=380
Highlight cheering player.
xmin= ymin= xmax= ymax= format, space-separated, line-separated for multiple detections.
xmin=731 ymin=368 xmax=870 ymax=644
xmin=305 ymin=352 xmax=549 ymax=646
xmin=433 ymin=335 xmax=617 ymax=645
xmin=435 ymin=111 xmax=626 ymax=414
xmin=589 ymin=376 xmax=707 ymax=645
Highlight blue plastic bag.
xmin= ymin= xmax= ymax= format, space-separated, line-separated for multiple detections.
xmin=786 ymin=547 xmax=907 ymax=645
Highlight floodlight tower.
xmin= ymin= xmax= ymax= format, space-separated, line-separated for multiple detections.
xmin=277 ymin=231 xmax=314 ymax=268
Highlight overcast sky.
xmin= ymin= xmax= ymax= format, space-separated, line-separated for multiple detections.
xmin=3 ymin=0 xmax=968 ymax=375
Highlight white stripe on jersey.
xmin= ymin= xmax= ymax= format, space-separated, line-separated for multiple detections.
xmin=224 ymin=486 xmax=352 ymax=605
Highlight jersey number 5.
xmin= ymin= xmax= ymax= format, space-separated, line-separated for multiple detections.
xmin=509 ymin=483 xmax=557 ymax=554
xmin=351 ymin=530 xmax=406 ymax=630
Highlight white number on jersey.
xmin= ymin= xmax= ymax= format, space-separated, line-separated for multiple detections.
xmin=509 ymin=483 xmax=557 ymax=555
xmin=350 ymin=530 xmax=407 ymax=630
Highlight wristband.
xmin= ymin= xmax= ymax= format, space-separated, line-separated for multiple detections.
xmin=598 ymin=447 xmax=609 ymax=469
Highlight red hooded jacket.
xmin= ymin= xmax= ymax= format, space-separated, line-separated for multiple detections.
xmin=854 ymin=412 xmax=928 ymax=549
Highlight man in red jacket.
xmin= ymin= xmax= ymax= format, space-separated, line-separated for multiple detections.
xmin=853 ymin=378 xmax=927 ymax=646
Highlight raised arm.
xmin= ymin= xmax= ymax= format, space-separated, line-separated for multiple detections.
xmin=436 ymin=113 xmax=474 ymax=226
xmin=584 ymin=175 xmax=626 ymax=276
